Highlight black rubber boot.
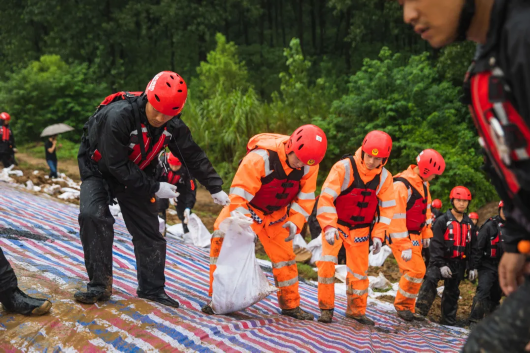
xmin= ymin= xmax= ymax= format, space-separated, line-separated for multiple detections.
xmin=0 ymin=287 xmax=52 ymax=315
xmin=412 ymin=312 xmax=426 ymax=321
xmin=346 ymin=314 xmax=375 ymax=326
xmin=138 ymin=291 xmax=179 ymax=308
xmin=201 ymin=303 xmax=215 ymax=315
xmin=397 ymin=309 xmax=414 ymax=322
xmin=74 ymin=289 xmax=112 ymax=304
xmin=318 ymin=309 xmax=334 ymax=323
xmin=281 ymin=307 xmax=314 ymax=320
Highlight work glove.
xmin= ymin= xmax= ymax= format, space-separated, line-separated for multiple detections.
xmin=440 ymin=266 xmax=453 ymax=279
xmin=324 ymin=227 xmax=339 ymax=246
xmin=155 ymin=182 xmax=179 ymax=199
xmin=184 ymin=208 xmax=191 ymax=224
xmin=422 ymin=238 xmax=430 ymax=248
xmin=283 ymin=221 xmax=297 ymax=242
xmin=468 ymin=269 xmax=478 ymax=281
xmin=211 ymin=191 xmax=230 ymax=206
xmin=372 ymin=238 xmax=382 ymax=254
xmin=401 ymin=248 xmax=412 ymax=262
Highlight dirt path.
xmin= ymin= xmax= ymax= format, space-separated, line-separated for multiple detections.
xmin=17 ymin=152 xmax=81 ymax=180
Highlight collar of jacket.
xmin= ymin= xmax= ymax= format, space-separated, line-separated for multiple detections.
xmin=395 ymin=165 xmax=429 ymax=192
xmin=445 ymin=209 xmax=472 ymax=224
xmin=476 ymin=0 xmax=508 ymax=60
xmin=353 ymin=147 xmax=384 ymax=180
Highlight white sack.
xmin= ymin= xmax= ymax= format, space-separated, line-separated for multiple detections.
xmin=158 ymin=216 xmax=166 ymax=234
xmin=187 ymin=213 xmax=211 ymax=248
xmin=166 ymin=224 xmax=185 ymax=239
xmin=368 ymin=245 xmax=393 ymax=267
xmin=307 ymin=235 xmax=323 ymax=265
xmin=368 ymin=272 xmax=391 ymax=290
xmin=211 ymin=212 xmax=277 ymax=314
xmin=292 ymin=233 xmax=308 ymax=250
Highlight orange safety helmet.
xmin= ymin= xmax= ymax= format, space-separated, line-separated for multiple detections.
xmin=450 ymin=186 xmax=472 ymax=201
xmin=417 ymin=149 xmax=445 ymax=178
xmin=0 ymin=112 xmax=10 ymax=123
xmin=167 ymin=152 xmax=182 ymax=166
xmin=146 ymin=71 xmax=188 ymax=116
xmin=362 ymin=130 xmax=392 ymax=158
xmin=499 ymin=200 xmax=504 ymax=208
xmin=285 ymin=124 xmax=327 ymax=166
xmin=469 ymin=212 xmax=479 ymax=220
xmin=432 ymin=199 xmax=442 ymax=209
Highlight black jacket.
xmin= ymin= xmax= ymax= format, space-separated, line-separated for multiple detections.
xmin=0 ymin=125 xmax=15 ymax=154
xmin=430 ymin=210 xmax=476 ymax=269
xmin=155 ymin=154 xmax=196 ymax=209
xmin=78 ymin=95 xmax=223 ymax=196
xmin=468 ymin=0 xmax=530 ymax=251
xmin=473 ymin=215 xmax=505 ymax=270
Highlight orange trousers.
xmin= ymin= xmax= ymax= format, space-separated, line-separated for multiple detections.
xmin=317 ymin=225 xmax=370 ymax=317
xmin=208 ymin=207 xmax=300 ymax=310
xmin=390 ymin=233 xmax=426 ymax=312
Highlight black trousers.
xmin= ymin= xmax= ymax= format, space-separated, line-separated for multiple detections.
xmin=422 ymin=247 xmax=430 ymax=269
xmin=79 ymin=177 xmax=166 ymax=296
xmin=157 ymin=198 xmax=190 ymax=234
xmin=0 ymin=153 xmax=14 ymax=168
xmin=464 ymin=274 xmax=530 ymax=352
xmin=468 ymin=265 xmax=502 ymax=323
xmin=0 ymin=246 xmax=18 ymax=295
xmin=415 ymin=260 xmax=466 ymax=325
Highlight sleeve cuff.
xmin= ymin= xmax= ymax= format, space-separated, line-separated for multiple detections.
xmin=208 ymin=186 xmax=223 ymax=194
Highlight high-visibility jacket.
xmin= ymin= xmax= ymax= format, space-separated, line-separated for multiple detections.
xmin=317 ymin=148 xmax=395 ymax=241
xmin=388 ymin=166 xmax=433 ymax=250
xmin=225 ymin=133 xmax=318 ymax=231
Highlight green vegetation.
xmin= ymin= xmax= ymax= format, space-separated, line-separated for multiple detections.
xmin=0 ymin=1 xmax=495 ymax=207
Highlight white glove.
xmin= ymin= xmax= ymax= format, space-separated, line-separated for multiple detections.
xmin=283 ymin=221 xmax=297 ymax=242
xmin=440 ymin=266 xmax=453 ymax=278
xmin=469 ymin=269 xmax=478 ymax=281
xmin=401 ymin=248 xmax=412 ymax=262
xmin=155 ymin=182 xmax=179 ymax=199
xmin=372 ymin=238 xmax=382 ymax=254
xmin=422 ymin=238 xmax=430 ymax=248
xmin=325 ymin=227 xmax=339 ymax=245
xmin=184 ymin=208 xmax=190 ymax=224
xmin=211 ymin=191 xmax=230 ymax=206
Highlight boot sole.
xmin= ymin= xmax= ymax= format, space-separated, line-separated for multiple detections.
xmin=31 ymin=300 xmax=52 ymax=315
xmin=345 ymin=314 xmax=375 ymax=326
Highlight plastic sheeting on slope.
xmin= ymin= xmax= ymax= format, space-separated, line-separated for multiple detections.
xmin=0 ymin=183 xmax=468 ymax=352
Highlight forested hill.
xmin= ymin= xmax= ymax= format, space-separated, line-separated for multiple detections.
xmin=0 ymin=0 xmax=496 ymax=207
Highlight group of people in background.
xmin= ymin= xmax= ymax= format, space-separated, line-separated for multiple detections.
xmin=1 ymin=0 xmax=529 ymax=350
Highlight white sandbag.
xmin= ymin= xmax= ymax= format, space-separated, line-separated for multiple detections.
xmin=26 ymin=180 xmax=34 ymax=190
xmin=166 ymin=224 xmax=185 ymax=239
xmin=0 ymin=169 xmax=14 ymax=183
xmin=211 ymin=212 xmax=277 ymax=314
xmin=43 ymin=184 xmax=62 ymax=195
xmin=368 ymin=272 xmax=391 ymax=290
xmin=187 ymin=213 xmax=211 ymax=248
xmin=58 ymin=192 xmax=79 ymax=200
xmin=437 ymin=286 xmax=444 ymax=298
xmin=158 ymin=216 xmax=166 ymax=234
xmin=335 ymin=265 xmax=347 ymax=283
xmin=109 ymin=204 xmax=121 ymax=217
xmin=167 ymin=209 xmax=177 ymax=216
xmin=33 ymin=170 xmax=40 ymax=175
xmin=8 ymin=169 xmax=23 ymax=177
xmin=307 ymin=235 xmax=323 ymax=264
xmin=292 ymin=233 xmax=308 ymax=250
xmin=369 ymin=245 xmax=393 ymax=267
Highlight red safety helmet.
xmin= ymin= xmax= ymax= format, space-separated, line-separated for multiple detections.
xmin=167 ymin=152 xmax=182 ymax=166
xmin=362 ymin=130 xmax=392 ymax=158
xmin=146 ymin=71 xmax=188 ymax=116
xmin=450 ymin=186 xmax=472 ymax=201
xmin=432 ymin=199 xmax=442 ymax=209
xmin=285 ymin=124 xmax=327 ymax=166
xmin=499 ymin=200 xmax=504 ymax=208
xmin=0 ymin=112 xmax=10 ymax=123
xmin=416 ymin=149 xmax=445 ymax=179
xmin=469 ymin=212 xmax=479 ymax=220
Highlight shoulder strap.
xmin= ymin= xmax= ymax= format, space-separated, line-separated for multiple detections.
xmin=128 ymin=97 xmax=146 ymax=161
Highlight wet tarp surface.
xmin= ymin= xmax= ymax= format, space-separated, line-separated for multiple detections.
xmin=0 ymin=183 xmax=468 ymax=352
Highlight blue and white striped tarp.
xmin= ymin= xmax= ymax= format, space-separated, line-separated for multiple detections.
xmin=0 ymin=182 xmax=468 ymax=352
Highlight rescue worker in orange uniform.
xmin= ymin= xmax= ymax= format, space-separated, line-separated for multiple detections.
xmin=388 ymin=149 xmax=446 ymax=321
xmin=316 ymin=131 xmax=395 ymax=325
xmin=202 ymin=125 xmax=327 ymax=320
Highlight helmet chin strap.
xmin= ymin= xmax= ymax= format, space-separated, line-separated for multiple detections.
xmin=455 ymin=0 xmax=476 ymax=41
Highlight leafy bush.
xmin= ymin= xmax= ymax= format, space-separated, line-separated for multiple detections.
xmin=0 ymin=55 xmax=108 ymax=144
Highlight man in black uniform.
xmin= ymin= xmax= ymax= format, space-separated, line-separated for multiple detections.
xmin=76 ymin=71 xmax=230 ymax=308
xmin=468 ymin=201 xmax=505 ymax=329
xmin=156 ymin=151 xmax=196 ymax=234
xmin=0 ymin=112 xmax=16 ymax=168
xmin=415 ymin=186 xmax=476 ymax=325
